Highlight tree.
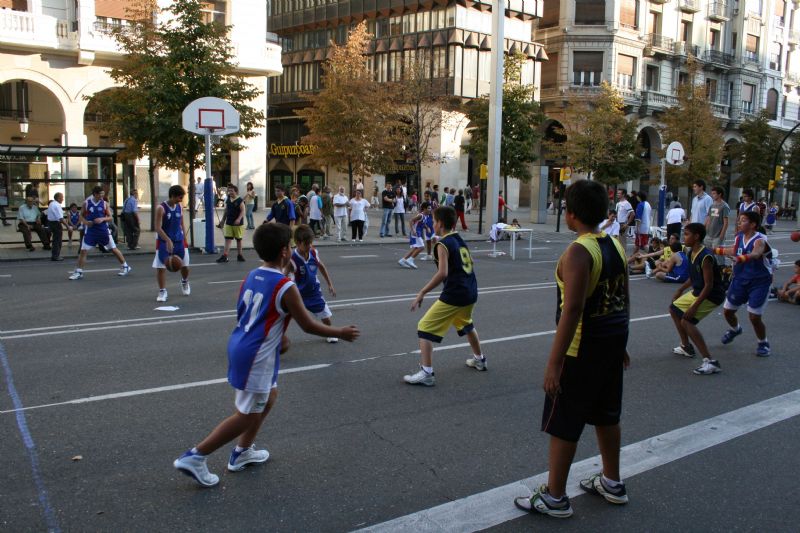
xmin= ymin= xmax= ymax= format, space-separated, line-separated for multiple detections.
xmin=729 ymin=110 xmax=783 ymax=190
xmin=659 ymin=59 xmax=724 ymax=187
xmin=546 ymin=81 xmax=644 ymax=184
xmin=89 ymin=0 xmax=264 ymax=230
xmin=465 ymin=52 xmax=545 ymax=199
xmin=783 ymin=134 xmax=800 ymax=193
xmin=298 ymin=22 xmax=398 ymax=193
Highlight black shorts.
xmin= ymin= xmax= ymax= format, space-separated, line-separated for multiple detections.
xmin=541 ymin=332 xmax=627 ymax=442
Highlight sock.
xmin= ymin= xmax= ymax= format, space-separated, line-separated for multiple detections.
xmin=474 ymin=354 xmax=485 ymax=360
xmin=422 ymin=365 xmax=433 ymax=374
xmin=758 ymin=337 xmax=768 ymax=343
xmin=182 ymin=278 xmax=188 ymax=283
xmin=542 ymin=490 xmax=566 ymax=504
xmin=75 ymin=268 xmax=83 ymax=273
xmin=602 ymin=475 xmax=623 ymax=489
xmin=234 ymin=445 xmax=248 ymax=452
xmin=122 ymin=263 xmax=128 ymax=268
xmin=190 ymin=447 xmax=203 ymax=457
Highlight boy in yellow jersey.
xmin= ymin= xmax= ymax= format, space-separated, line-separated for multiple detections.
xmin=514 ymin=180 xmax=631 ymax=518
xmin=404 ymin=206 xmax=486 ymax=386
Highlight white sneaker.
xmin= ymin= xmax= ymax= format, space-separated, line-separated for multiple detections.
xmin=326 ymin=337 xmax=339 ymax=343
xmin=419 ymin=254 xmax=429 ymax=261
xmin=118 ymin=264 xmax=132 ymax=276
xmin=174 ymin=451 xmax=219 ymax=487
xmin=181 ymin=279 xmax=191 ymax=296
xmin=156 ymin=289 xmax=168 ymax=302
xmin=398 ymin=258 xmax=410 ymax=268
xmin=227 ymin=445 xmax=270 ymax=472
xmin=403 ymin=367 xmax=435 ymax=386
xmin=645 ymin=263 xmax=653 ymax=278
xmin=405 ymin=258 xmax=418 ymax=269
xmin=68 ymin=270 xmax=83 ymax=280
xmin=693 ymin=358 xmax=721 ymax=375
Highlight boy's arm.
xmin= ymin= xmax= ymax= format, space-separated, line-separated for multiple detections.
xmin=543 ymin=244 xmax=591 ymax=396
xmin=672 ymin=276 xmax=692 ymax=302
xmin=235 ymin=200 xmax=245 ymax=225
xmin=411 ymin=243 xmax=448 ymax=311
xmin=282 ymin=285 xmax=358 ymax=341
xmin=315 ymin=254 xmax=336 ymax=296
xmin=154 ymin=205 xmax=173 ymax=251
xmin=79 ymin=204 xmax=90 ymax=226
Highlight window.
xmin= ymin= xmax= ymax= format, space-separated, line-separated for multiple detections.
xmin=541 ymin=52 xmax=559 ymax=88
xmin=575 ymin=0 xmax=605 ymax=25
xmin=201 ymin=1 xmax=226 ymax=24
xmin=432 ymin=47 xmax=448 ymax=78
xmin=709 ymin=29 xmax=720 ymax=50
xmin=646 ymin=65 xmax=659 ymax=90
xmin=731 ymin=32 xmax=737 ymax=53
xmin=402 ymin=14 xmax=415 ymax=34
xmin=742 ymin=83 xmax=755 ymax=113
xmin=617 ymin=54 xmax=635 ymax=88
xmin=389 ymin=16 xmax=402 ymax=36
xmin=0 ymin=83 xmax=12 ymax=118
xmin=620 ymin=0 xmax=638 ymax=28
xmin=705 ymin=78 xmax=718 ymax=101
xmin=748 ymin=0 xmax=761 ymax=15
xmin=678 ymin=71 xmax=689 ymax=86
xmin=389 ymin=51 xmax=403 ymax=81
xmin=775 ymin=0 xmax=786 ymax=26
xmin=745 ymin=34 xmax=759 ymax=61
xmin=416 ymin=12 xmax=429 ymax=32
xmin=431 ymin=7 xmax=446 ymax=29
xmin=647 ymin=11 xmax=660 ymax=34
xmin=770 ymin=42 xmax=782 ymax=71
xmin=766 ymin=88 xmax=778 ymax=119
xmin=376 ymin=18 xmax=389 ymax=38
xmin=680 ymin=20 xmax=692 ymax=44
xmin=541 ymin=0 xmax=560 ymax=28
xmin=573 ymin=51 xmax=603 ymax=85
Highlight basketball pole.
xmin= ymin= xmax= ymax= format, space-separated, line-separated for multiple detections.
xmin=204 ymin=131 xmax=215 ymax=254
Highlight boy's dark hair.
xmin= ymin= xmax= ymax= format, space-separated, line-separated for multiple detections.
xmin=711 ymin=185 xmax=725 ymax=196
xmin=795 ymin=259 xmax=800 ymax=267
xmin=433 ymin=206 xmax=457 ymax=230
xmin=743 ymin=188 xmax=754 ymax=198
xmin=637 ymin=191 xmax=648 ymax=201
xmin=420 ymin=201 xmax=430 ymax=210
xmin=693 ymin=179 xmax=706 ymax=190
xmin=294 ymin=224 xmax=315 ymax=244
xmin=253 ymin=223 xmax=291 ymax=261
xmin=168 ymin=185 xmax=185 ymax=198
xmin=608 ymin=209 xmax=617 ymax=215
xmin=669 ymin=233 xmax=680 ymax=241
xmin=684 ymin=222 xmax=707 ymax=241
xmin=564 ymin=180 xmax=606 ymax=226
xmin=227 ymin=184 xmax=238 ymax=193
xmin=619 ymin=188 xmax=627 ymax=195
xmin=92 ymin=185 xmax=103 ymax=195
xmin=651 ymin=237 xmax=661 ymax=244
xmin=69 ymin=202 xmax=78 ymax=209
xmin=740 ymin=210 xmax=761 ymax=226
xmin=275 ymin=183 xmax=285 ymax=192
xmin=670 ymin=242 xmax=682 ymax=253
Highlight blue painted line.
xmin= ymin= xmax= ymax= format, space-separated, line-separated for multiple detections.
xmin=0 ymin=342 xmax=60 ymax=532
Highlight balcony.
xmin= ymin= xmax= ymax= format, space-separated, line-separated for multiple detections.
xmin=639 ymin=90 xmax=679 ymax=115
xmin=703 ymin=50 xmax=735 ymax=67
xmin=789 ymin=30 xmax=800 ymax=44
xmin=743 ymin=51 xmax=760 ymax=65
xmin=644 ymin=33 xmax=675 ymax=56
xmin=709 ymin=101 xmax=730 ymax=118
xmin=679 ymin=0 xmax=701 ymax=13
xmin=674 ymin=41 xmax=700 ymax=57
xmin=707 ymin=2 xmax=729 ymax=21
xmin=0 ymin=9 xmax=76 ymax=50
xmin=649 ymin=0 xmax=669 ymax=3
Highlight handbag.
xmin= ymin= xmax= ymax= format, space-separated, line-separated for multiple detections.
xmin=253 ymin=195 xmax=258 ymax=211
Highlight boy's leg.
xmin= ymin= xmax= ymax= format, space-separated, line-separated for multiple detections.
xmin=723 ymin=308 xmax=739 ymax=329
xmin=223 ymin=237 xmax=232 ymax=255
xmin=546 ymin=436 xmax=579 ymax=499
xmin=749 ymin=312 xmax=766 ymax=339
xmin=669 ymin=306 xmax=690 ymax=347
xmin=419 ymin=338 xmax=434 ymax=367
xmin=157 ymin=268 xmax=167 ymax=290
xmin=594 ymin=424 xmax=622 ymax=482
xmin=683 ymin=320 xmax=712 ymax=358
xmin=196 ymin=411 xmax=262 ymax=456
xmin=236 ymin=238 xmax=243 ymax=255
xmin=465 ymin=328 xmax=482 ymax=356
xmin=236 ymin=388 xmax=279 ymax=448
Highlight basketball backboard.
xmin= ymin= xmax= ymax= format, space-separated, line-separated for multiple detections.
xmin=182 ymin=97 xmax=240 ymax=136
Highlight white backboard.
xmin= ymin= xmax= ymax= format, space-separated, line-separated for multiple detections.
xmin=182 ymin=97 xmax=240 ymax=135
xmin=666 ymin=141 xmax=685 ymax=166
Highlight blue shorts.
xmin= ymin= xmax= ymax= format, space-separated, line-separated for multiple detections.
xmin=663 ymin=273 xmax=688 ymax=283
xmin=724 ymin=276 xmax=771 ymax=315
xmin=81 ymin=230 xmax=114 ymax=250
xmin=153 ymin=240 xmax=189 ymax=269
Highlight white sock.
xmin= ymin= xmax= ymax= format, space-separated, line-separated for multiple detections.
xmin=758 ymin=337 xmax=768 ymax=343
xmin=122 ymin=262 xmax=128 ymax=268
xmin=190 ymin=447 xmax=203 ymax=457
xmin=474 ymin=354 xmax=484 ymax=360
xmin=182 ymin=278 xmax=188 ymax=283
xmin=234 ymin=445 xmax=248 ymax=452
xmin=422 ymin=365 xmax=433 ymax=374
xmin=602 ymin=475 xmax=623 ymax=488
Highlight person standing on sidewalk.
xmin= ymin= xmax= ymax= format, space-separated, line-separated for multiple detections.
xmin=321 ymin=187 xmax=334 ymax=239
xmin=393 ymin=186 xmax=407 ymax=236
xmin=46 ymin=192 xmax=68 ymax=261
xmin=690 ymin=179 xmax=713 ymax=224
xmin=243 ymin=182 xmax=257 ymax=230
xmin=380 ymin=183 xmax=396 ymax=237
xmin=217 ymin=184 xmax=246 ymax=263
xmin=348 ymin=189 xmax=370 ymax=241
xmin=704 ymin=186 xmax=729 ymax=265
xmin=121 ymin=189 xmax=141 ymax=250
xmin=454 ymin=189 xmax=469 ymax=231
xmin=265 ymin=184 xmax=296 ymax=228
xmin=332 ymin=186 xmax=349 ymax=241
xmin=615 ymin=189 xmax=634 ymax=253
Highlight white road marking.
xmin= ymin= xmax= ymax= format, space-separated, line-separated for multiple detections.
xmin=0 ymin=274 xmax=11 ymax=278
xmin=358 ymin=388 xmax=800 ymax=533
xmin=69 ymin=262 xmax=220 ymax=273
xmin=0 ymin=313 xmax=669 ymax=414
xmin=528 ymin=260 xmax=559 ymax=264
xmin=340 ymin=254 xmax=380 ymax=258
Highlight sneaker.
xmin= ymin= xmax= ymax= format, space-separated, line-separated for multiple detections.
xmin=326 ymin=337 xmax=339 ymax=343
xmin=756 ymin=340 xmax=771 ymax=357
xmin=693 ymin=358 xmax=721 ymax=375
xmin=419 ymin=254 xmax=429 ymax=261
xmin=672 ymin=344 xmax=696 ymax=358
xmin=579 ymin=473 xmax=629 ymax=504
xmin=181 ymin=280 xmax=191 ymax=296
xmin=216 ymin=255 xmax=229 ymax=263
xmin=68 ymin=270 xmax=83 ymax=281
xmin=513 ymin=485 xmax=573 ymax=518
xmin=118 ymin=265 xmax=132 ymax=276
xmin=645 ymin=263 xmax=653 ymax=278
xmin=405 ymin=258 xmax=418 ymax=269
xmin=403 ymin=367 xmax=435 ymax=386
xmin=237 ymin=254 xmax=246 ymax=262
xmin=227 ymin=445 xmax=269 ymax=472
xmin=721 ymin=326 xmax=743 ymax=345
xmin=357 ymin=239 xmax=363 ymax=242
xmin=156 ymin=289 xmax=168 ymax=302
xmin=173 ymin=451 xmax=219 ymax=487
xmin=465 ymin=356 xmax=487 ymax=371
xmin=398 ymin=258 xmax=411 ymax=268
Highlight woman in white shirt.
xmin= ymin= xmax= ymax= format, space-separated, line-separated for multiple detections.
xmin=348 ymin=190 xmax=370 ymax=242
xmin=393 ymin=188 xmax=407 ymax=236
xmin=666 ymin=202 xmax=686 ymax=240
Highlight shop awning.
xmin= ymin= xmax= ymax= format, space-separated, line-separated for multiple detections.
xmin=0 ymin=144 xmax=124 ymax=158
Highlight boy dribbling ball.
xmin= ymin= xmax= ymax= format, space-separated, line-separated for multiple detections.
xmin=173 ymin=224 xmax=359 ymax=487
xmin=154 ymin=185 xmax=190 ymax=302
xmin=404 ymin=206 xmax=486 ymax=386
xmin=286 ymin=224 xmax=340 ymax=343
xmin=399 ymin=201 xmax=431 ymax=269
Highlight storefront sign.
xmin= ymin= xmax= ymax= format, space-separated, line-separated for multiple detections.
xmin=269 ymin=143 xmax=316 ymax=157
xmin=387 ymin=163 xmax=417 ymax=173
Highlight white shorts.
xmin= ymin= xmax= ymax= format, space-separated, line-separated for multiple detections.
xmin=81 ymin=233 xmax=116 ymax=251
xmin=152 ymin=247 xmax=191 ymax=269
xmin=410 ymin=236 xmax=424 ymax=248
xmin=313 ymin=304 xmax=333 ymax=320
xmin=235 ymin=389 xmax=271 ymax=414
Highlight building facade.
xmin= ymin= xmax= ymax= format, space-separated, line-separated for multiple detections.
xmin=537 ymin=0 xmax=800 ymax=207
xmin=0 ymin=0 xmax=281 ymax=216
xmin=266 ymin=0 xmax=545 ymax=207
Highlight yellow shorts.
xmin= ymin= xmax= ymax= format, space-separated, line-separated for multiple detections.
xmin=224 ymin=224 xmax=245 ymax=240
xmin=670 ymin=292 xmax=720 ymax=324
xmin=417 ymin=300 xmax=475 ymax=343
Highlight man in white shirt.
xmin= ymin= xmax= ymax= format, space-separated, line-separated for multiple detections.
xmin=615 ymin=189 xmax=634 ymax=252
xmin=634 ymin=191 xmax=652 ymax=255
xmin=46 ymin=192 xmax=69 ymax=261
xmin=665 ymin=202 xmax=685 ymax=239
xmin=332 ymin=186 xmax=349 ymax=241
xmin=308 ymin=184 xmax=323 ymax=236
xmin=690 ymin=179 xmax=713 ymax=224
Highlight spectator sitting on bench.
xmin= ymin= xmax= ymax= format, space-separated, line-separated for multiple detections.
xmin=17 ymin=195 xmax=51 ymax=252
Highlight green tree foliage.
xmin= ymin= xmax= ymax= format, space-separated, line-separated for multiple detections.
xmin=659 ymin=59 xmax=724 ymax=186
xmin=729 ymin=110 xmax=784 ymax=190
xmin=783 ymin=134 xmax=800 ymax=193
xmin=465 ymin=52 xmax=545 ymax=186
xmin=546 ymin=81 xmax=644 ymax=184
xmin=299 ymin=22 xmax=398 ymax=192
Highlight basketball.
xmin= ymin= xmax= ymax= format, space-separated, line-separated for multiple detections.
xmin=792 ymin=231 xmax=800 ymax=243
xmin=165 ymin=254 xmax=183 ymax=272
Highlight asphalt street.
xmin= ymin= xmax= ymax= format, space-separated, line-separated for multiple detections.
xmin=1 ymin=233 xmax=800 ymax=532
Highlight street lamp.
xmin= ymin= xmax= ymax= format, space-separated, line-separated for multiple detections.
xmin=19 ymin=117 xmax=29 ymax=135
xmin=19 ymin=80 xmax=29 ymax=135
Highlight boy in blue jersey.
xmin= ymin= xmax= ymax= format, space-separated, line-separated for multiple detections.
xmin=515 ymin=180 xmax=630 ymax=518
xmin=153 ymin=185 xmax=191 ymax=302
xmin=714 ymin=211 xmax=774 ymax=357
xmin=173 ymin=223 xmax=359 ymax=488
xmin=398 ymin=202 xmax=431 ymax=269
xmin=405 ymin=206 xmax=486 ymax=386
xmin=419 ymin=201 xmax=435 ymax=260
xmin=68 ymin=186 xmax=131 ymax=280
xmin=286 ymin=224 xmax=339 ymax=343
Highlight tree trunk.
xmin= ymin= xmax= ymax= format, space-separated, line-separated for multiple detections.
xmin=348 ymin=160 xmax=354 ymax=196
xmin=148 ymin=157 xmax=156 ymax=231
xmin=503 ymin=175 xmax=508 ymax=221
xmin=188 ymin=158 xmax=196 ymax=248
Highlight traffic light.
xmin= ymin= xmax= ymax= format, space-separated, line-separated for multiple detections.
xmin=479 ymin=163 xmax=488 ymax=180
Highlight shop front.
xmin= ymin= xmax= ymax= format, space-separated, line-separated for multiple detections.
xmin=267 ymin=143 xmax=326 ymax=200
